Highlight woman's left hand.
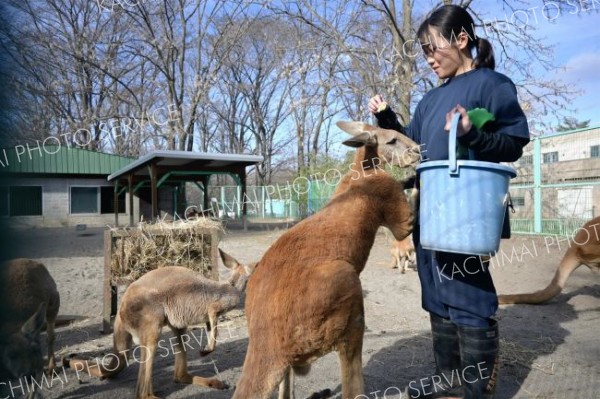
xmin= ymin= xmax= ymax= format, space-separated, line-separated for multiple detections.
xmin=445 ymin=104 xmax=472 ymax=137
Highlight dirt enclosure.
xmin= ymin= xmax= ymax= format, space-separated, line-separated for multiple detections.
xmin=0 ymin=225 xmax=598 ymax=399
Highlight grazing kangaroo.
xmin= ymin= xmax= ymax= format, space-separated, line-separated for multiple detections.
xmin=0 ymin=259 xmax=60 ymax=380
xmin=231 ymin=121 xmax=419 ymax=399
xmin=499 ymin=216 xmax=600 ymax=304
xmin=66 ymin=249 xmax=253 ymax=399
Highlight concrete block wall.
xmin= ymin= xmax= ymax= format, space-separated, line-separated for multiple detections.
xmin=2 ymin=176 xmax=139 ymax=228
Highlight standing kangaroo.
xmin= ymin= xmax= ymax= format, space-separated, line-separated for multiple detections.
xmin=0 ymin=259 xmax=60 ymax=382
xmin=66 ymin=249 xmax=253 ymax=399
xmin=389 ymin=235 xmax=416 ymax=273
xmin=499 ymin=216 xmax=600 ymax=304
xmin=231 ymin=121 xmax=419 ymax=399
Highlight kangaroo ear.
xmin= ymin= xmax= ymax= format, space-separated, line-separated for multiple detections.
xmin=342 ymin=132 xmax=373 ymax=148
xmin=21 ymin=302 xmax=47 ymax=339
xmin=218 ymin=248 xmax=240 ymax=269
xmin=336 ymin=121 xmax=376 ymax=136
xmin=337 ymin=121 xmax=378 ymax=147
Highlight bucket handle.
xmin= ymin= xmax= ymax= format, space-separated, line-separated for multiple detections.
xmin=448 ymin=112 xmax=461 ymax=175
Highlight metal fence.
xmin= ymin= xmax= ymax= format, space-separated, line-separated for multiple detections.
xmin=508 ymin=126 xmax=600 ymax=235
xmin=185 ymin=184 xmax=303 ymax=221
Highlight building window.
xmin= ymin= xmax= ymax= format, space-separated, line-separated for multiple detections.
xmin=512 ymin=196 xmax=525 ymax=207
xmin=71 ymin=186 xmax=126 ymax=214
xmin=543 ymin=151 xmax=558 ymax=163
xmin=520 ymin=155 xmax=533 ymax=165
xmin=9 ymin=186 xmax=43 ymax=216
xmin=591 ymin=145 xmax=600 ymax=158
xmin=71 ymin=187 xmax=98 ymax=214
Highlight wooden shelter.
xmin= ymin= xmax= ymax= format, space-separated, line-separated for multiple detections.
xmin=107 ymin=150 xmax=263 ymax=229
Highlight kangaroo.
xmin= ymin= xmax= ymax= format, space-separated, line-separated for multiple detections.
xmin=498 ymin=216 xmax=600 ymax=304
xmin=386 ymin=188 xmax=418 ymax=273
xmin=390 ymin=235 xmax=416 ymax=273
xmin=65 ymin=249 xmax=253 ymax=399
xmin=0 ymin=259 xmax=60 ymax=384
xmin=231 ymin=121 xmax=419 ymax=399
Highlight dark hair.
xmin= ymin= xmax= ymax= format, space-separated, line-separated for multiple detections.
xmin=417 ymin=4 xmax=495 ymax=70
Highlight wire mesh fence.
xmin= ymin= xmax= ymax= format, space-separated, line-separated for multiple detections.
xmin=509 ymin=126 xmax=600 ymax=235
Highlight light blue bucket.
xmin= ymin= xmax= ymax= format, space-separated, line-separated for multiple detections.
xmin=415 ymin=113 xmax=516 ymax=255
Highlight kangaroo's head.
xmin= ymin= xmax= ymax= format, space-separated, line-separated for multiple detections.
xmin=336 ymin=121 xmax=421 ymax=168
xmin=0 ymin=303 xmax=46 ymax=383
xmin=218 ymin=248 xmax=255 ymax=293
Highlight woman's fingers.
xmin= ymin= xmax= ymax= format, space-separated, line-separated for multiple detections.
xmin=444 ymin=104 xmax=471 ymax=136
xmin=368 ymin=94 xmax=387 ymax=114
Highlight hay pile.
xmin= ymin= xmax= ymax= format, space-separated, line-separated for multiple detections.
xmin=108 ymin=218 xmax=224 ymax=284
xmin=500 ymin=337 xmax=557 ymax=374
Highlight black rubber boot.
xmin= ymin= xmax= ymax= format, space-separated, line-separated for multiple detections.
xmin=457 ymin=320 xmax=499 ymax=399
xmin=429 ymin=313 xmax=463 ymax=398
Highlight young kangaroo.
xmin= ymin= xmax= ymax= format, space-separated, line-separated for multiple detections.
xmin=498 ymin=216 xmax=600 ymax=304
xmin=66 ymin=249 xmax=253 ymax=399
xmin=0 ymin=259 xmax=60 ymax=382
xmin=231 ymin=121 xmax=419 ymax=399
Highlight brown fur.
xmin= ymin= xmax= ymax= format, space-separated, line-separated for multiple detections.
xmin=66 ymin=249 xmax=253 ymax=399
xmin=498 ymin=216 xmax=600 ymax=304
xmin=232 ymin=121 xmax=419 ymax=399
xmin=0 ymin=259 xmax=60 ymax=381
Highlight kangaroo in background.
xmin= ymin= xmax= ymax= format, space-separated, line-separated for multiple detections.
xmin=386 ymin=188 xmax=418 ymax=273
xmin=389 ymin=234 xmax=416 ymax=273
xmin=499 ymin=216 xmax=600 ymax=304
xmin=66 ymin=249 xmax=254 ymax=399
xmin=0 ymin=259 xmax=60 ymax=384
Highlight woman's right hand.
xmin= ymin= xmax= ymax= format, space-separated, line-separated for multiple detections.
xmin=368 ymin=94 xmax=388 ymax=114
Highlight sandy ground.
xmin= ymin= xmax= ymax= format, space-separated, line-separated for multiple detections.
xmin=0 ymin=225 xmax=599 ymax=399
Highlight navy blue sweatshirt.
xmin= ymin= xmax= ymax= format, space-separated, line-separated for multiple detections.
xmin=376 ymin=68 xmax=530 ymax=163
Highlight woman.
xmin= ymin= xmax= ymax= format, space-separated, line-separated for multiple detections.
xmin=369 ymin=5 xmax=529 ymax=399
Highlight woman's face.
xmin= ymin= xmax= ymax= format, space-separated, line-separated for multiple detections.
xmin=420 ymin=26 xmax=471 ymax=79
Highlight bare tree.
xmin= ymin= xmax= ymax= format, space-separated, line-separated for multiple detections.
xmin=233 ymin=17 xmax=295 ymax=185
xmin=271 ymin=0 xmax=579 ymax=139
xmin=0 ymin=0 xmax=585 ymax=181
xmin=122 ymin=0 xmax=256 ymax=151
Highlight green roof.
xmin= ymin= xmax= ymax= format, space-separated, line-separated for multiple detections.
xmin=0 ymin=145 xmax=134 ymax=175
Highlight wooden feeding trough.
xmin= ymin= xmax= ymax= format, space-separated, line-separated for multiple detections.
xmin=102 ymin=218 xmax=223 ymax=333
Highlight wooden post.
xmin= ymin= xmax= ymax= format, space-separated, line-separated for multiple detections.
xmin=114 ymin=182 xmax=119 ymax=227
xmin=128 ymin=174 xmax=134 ymax=226
xmin=150 ymin=163 xmax=158 ymax=220
xmin=240 ymin=169 xmax=248 ymax=231
xmin=102 ymin=229 xmax=115 ymax=334
xmin=210 ymin=228 xmax=219 ymax=281
xmin=202 ymin=175 xmax=210 ymax=214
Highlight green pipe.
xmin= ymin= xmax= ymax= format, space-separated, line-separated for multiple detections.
xmin=533 ymin=138 xmax=542 ymax=234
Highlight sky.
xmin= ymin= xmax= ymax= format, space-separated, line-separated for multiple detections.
xmin=477 ymin=0 xmax=600 ymax=128
xmin=535 ymin=2 xmax=600 ymax=127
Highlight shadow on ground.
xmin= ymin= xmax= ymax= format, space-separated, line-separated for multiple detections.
xmin=344 ymin=290 xmax=589 ymax=399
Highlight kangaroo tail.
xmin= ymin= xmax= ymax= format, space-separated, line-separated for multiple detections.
xmin=63 ymin=313 xmax=132 ymax=378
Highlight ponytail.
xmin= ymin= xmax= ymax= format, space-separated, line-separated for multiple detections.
xmin=473 ymin=37 xmax=495 ymax=70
